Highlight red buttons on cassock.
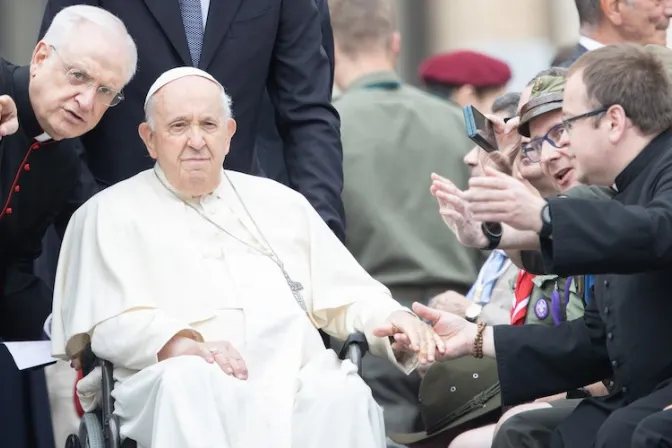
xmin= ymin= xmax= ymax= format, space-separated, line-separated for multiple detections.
xmin=5 ymin=208 xmax=12 ymax=215
xmin=14 ymin=185 xmax=20 ymax=192
xmin=24 ymin=163 xmax=30 ymax=171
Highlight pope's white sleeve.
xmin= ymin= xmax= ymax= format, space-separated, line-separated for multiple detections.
xmin=91 ymin=309 xmax=202 ymax=371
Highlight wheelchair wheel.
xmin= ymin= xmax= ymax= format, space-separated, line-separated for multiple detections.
xmin=65 ymin=434 xmax=82 ymax=448
xmin=79 ymin=413 xmax=105 ymax=448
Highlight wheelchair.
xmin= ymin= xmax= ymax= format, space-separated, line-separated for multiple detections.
xmin=64 ymin=332 xmax=370 ymax=448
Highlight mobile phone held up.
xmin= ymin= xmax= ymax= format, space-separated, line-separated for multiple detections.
xmin=463 ymin=105 xmax=499 ymax=153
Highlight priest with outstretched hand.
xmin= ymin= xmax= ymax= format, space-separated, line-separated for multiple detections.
xmin=0 ymin=5 xmax=137 ymax=447
xmin=51 ymin=66 xmax=443 ymax=448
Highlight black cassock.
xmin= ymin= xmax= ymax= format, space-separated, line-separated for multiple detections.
xmin=494 ymin=129 xmax=672 ymax=448
xmin=0 ymin=59 xmax=97 ymax=447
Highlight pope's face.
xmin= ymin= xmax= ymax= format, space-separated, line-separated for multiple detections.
xmin=29 ymin=23 xmax=129 ymax=140
xmin=139 ymin=76 xmax=236 ymax=196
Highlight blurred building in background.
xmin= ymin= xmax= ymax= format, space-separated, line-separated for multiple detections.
xmin=0 ymin=0 xmax=667 ymax=92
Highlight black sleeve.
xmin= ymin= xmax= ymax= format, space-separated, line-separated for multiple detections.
xmin=493 ymin=298 xmax=612 ymax=406
xmin=266 ymin=0 xmax=346 ymax=243
xmin=540 ymin=162 xmax=672 ymax=276
xmin=520 ymin=250 xmax=547 ymax=275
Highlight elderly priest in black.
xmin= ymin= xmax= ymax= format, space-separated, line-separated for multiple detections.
xmin=0 ymin=5 xmax=137 ymax=447
xmin=413 ymin=44 xmax=672 ymax=448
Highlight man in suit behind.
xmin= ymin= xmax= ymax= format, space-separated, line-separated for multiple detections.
xmin=39 ymin=0 xmax=345 ymax=242
xmin=559 ymin=0 xmax=671 ymax=67
xmin=255 ymin=0 xmax=336 ymax=192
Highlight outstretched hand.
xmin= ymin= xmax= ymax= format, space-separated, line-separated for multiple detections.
xmin=409 ymin=302 xmax=476 ymax=360
xmin=430 ymin=173 xmax=488 ymax=248
xmin=373 ymin=310 xmax=445 ymax=364
xmin=0 ymin=95 xmax=19 ymax=138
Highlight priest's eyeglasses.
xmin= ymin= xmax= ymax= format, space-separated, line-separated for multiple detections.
xmin=50 ymin=46 xmax=125 ymax=107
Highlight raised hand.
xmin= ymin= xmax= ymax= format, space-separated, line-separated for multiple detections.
xmin=0 ymin=95 xmax=19 ymax=138
xmin=430 ymin=173 xmax=488 ymax=248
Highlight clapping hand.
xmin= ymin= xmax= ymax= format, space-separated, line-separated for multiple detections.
xmin=373 ymin=310 xmax=445 ymax=364
xmin=430 ymin=173 xmax=488 ymax=248
xmin=0 ymin=95 xmax=18 ymax=138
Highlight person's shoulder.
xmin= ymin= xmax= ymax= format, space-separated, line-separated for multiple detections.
xmin=558 ymin=185 xmax=616 ymax=200
xmin=76 ymin=170 xmax=153 ymax=216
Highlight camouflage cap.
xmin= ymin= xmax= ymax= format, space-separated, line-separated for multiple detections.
xmin=644 ymin=44 xmax=672 ymax=76
xmin=518 ymin=75 xmax=566 ymax=138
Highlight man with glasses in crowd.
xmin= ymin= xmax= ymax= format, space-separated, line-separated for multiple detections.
xmin=410 ymin=43 xmax=672 ymax=448
xmin=0 ymin=5 xmax=137 ymax=447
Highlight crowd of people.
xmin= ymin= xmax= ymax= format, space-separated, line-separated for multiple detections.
xmin=3 ymin=0 xmax=672 ymax=447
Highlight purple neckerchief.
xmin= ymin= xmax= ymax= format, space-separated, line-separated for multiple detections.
xmin=551 ymin=276 xmax=573 ymax=326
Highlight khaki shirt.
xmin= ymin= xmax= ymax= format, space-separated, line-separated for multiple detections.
xmin=336 ymin=71 xmax=481 ymax=289
xmin=524 ymin=275 xmax=585 ymax=326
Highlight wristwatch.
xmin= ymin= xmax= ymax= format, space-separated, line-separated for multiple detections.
xmin=465 ymin=303 xmax=483 ymax=323
xmin=481 ymin=222 xmax=502 ymax=250
xmin=539 ymin=202 xmax=552 ymax=238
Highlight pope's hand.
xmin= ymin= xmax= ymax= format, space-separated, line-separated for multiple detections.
xmin=0 ymin=95 xmax=19 ymax=138
xmin=200 ymin=341 xmax=248 ymax=380
xmin=410 ymin=302 xmax=477 ymax=360
xmin=430 ymin=173 xmax=488 ymax=248
xmin=464 ymin=167 xmax=547 ymax=232
xmin=373 ymin=310 xmax=445 ymax=364
xmin=158 ymin=335 xmax=248 ymax=380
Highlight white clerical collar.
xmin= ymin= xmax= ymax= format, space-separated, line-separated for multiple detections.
xmin=153 ymin=163 xmax=227 ymax=202
xmin=35 ymin=132 xmax=52 ymax=143
xmin=578 ymin=36 xmax=605 ymax=51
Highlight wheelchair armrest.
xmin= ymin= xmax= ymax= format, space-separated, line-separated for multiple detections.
xmin=338 ymin=332 xmax=369 ymax=376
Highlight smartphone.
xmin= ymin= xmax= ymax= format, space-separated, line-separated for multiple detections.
xmin=463 ymin=105 xmax=498 ymax=153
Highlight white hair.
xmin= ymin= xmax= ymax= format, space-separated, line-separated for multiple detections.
xmin=42 ymin=5 xmax=138 ymax=86
xmin=145 ymin=86 xmax=233 ymax=130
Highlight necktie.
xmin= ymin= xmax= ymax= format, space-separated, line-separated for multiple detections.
xmin=179 ymin=0 xmax=204 ymax=67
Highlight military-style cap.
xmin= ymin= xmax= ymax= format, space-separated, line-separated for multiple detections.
xmin=389 ymin=357 xmax=501 ymax=445
xmin=518 ymin=75 xmax=565 ymax=138
xmin=419 ymin=50 xmax=512 ymax=88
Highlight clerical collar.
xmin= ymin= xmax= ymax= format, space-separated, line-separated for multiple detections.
xmin=13 ymin=66 xmax=52 ymax=142
xmin=614 ymin=129 xmax=672 ymax=192
xmin=153 ymin=163 xmax=226 ymax=202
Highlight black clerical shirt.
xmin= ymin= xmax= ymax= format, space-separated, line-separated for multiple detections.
xmin=0 ymin=58 xmax=96 ymax=340
xmin=492 ymin=129 xmax=672 ymax=447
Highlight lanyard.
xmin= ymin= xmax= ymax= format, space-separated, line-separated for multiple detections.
xmin=470 ymin=251 xmax=511 ymax=305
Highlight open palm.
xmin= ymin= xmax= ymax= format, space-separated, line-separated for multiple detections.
xmin=411 ymin=302 xmax=474 ymax=360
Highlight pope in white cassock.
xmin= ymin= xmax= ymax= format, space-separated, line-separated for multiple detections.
xmin=50 ymin=67 xmax=445 ymax=448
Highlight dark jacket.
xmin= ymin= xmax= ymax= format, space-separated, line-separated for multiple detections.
xmin=493 ymin=130 xmax=672 ymax=447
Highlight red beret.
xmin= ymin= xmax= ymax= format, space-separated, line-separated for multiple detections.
xmin=419 ymin=50 xmax=512 ymax=88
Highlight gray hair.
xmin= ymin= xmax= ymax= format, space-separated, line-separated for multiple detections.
xmin=42 ymin=5 xmax=138 ymax=85
xmin=145 ymin=88 xmax=233 ymax=130
xmin=491 ymin=92 xmax=521 ymax=117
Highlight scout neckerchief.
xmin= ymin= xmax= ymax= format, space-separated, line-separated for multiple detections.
xmin=511 ymin=271 xmax=534 ymax=325
xmin=467 ymin=250 xmax=511 ymax=306
xmin=153 ymin=168 xmax=319 ymax=327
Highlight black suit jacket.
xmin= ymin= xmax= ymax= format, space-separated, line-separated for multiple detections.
xmin=0 ymin=61 xmax=97 ymax=340
xmin=255 ymin=0 xmax=335 ymax=185
xmin=39 ymin=0 xmax=346 ymax=241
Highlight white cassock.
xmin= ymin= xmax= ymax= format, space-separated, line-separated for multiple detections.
xmin=51 ymin=165 xmax=418 ymax=448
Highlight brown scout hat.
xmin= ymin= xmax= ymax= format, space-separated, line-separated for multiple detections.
xmin=389 ymin=357 xmax=501 ymax=445
xmin=518 ymin=75 xmax=565 ymax=138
